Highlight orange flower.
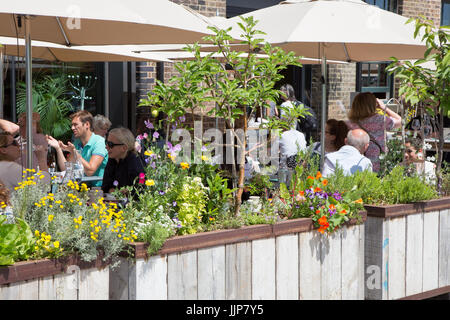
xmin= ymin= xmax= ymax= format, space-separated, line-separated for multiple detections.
xmin=340 ymin=209 xmax=347 ymax=215
xmin=354 ymin=198 xmax=363 ymax=204
xmin=314 ymin=187 xmax=322 ymax=193
xmin=307 ymin=175 xmax=315 ymax=180
xmin=315 ymin=209 xmax=321 ymax=214
xmin=329 ymin=204 xmax=336 ymax=210
xmin=318 ymin=227 xmax=326 ymax=234
xmin=318 ymin=215 xmax=328 ymax=226
xmin=322 ymin=179 xmax=328 ymax=186
xmin=299 ymin=191 xmax=304 ymax=196
xmin=316 ymin=171 xmax=322 ymax=179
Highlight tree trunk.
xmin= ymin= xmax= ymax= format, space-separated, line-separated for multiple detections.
xmin=234 ymin=105 xmax=247 ymax=216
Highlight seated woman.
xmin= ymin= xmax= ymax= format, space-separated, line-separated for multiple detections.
xmin=312 ymin=119 xmax=349 ymax=163
xmin=0 ymin=132 xmax=50 ymax=193
xmin=102 ymin=127 xmax=145 ymax=195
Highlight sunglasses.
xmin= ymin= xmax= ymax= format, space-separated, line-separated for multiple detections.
xmin=106 ymin=140 xmax=124 ymax=148
xmin=0 ymin=139 xmax=19 ymax=148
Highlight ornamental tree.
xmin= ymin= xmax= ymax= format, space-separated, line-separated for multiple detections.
xmin=142 ymin=16 xmax=307 ymax=215
xmin=388 ymin=16 xmax=449 ymax=192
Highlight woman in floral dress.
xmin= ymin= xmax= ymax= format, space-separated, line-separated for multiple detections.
xmin=346 ymin=92 xmax=401 ymax=172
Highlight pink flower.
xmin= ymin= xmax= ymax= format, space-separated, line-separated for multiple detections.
xmin=138 ymin=172 xmax=145 ymax=184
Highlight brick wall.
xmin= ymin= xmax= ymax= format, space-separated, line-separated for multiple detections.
xmin=398 ymin=0 xmax=442 ymax=25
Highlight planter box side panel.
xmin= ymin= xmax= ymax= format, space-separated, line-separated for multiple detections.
xmin=251 ymin=238 xmax=276 ymax=300
xmin=78 ymin=267 xmax=109 ymax=300
xmin=341 ymin=224 xmax=364 ymax=300
xmin=197 ymin=246 xmax=226 ymax=300
xmin=405 ymin=213 xmax=424 ymax=296
xmin=423 ymin=211 xmax=439 ymax=292
xmin=0 ymin=278 xmax=39 ymax=300
xmin=167 ymin=250 xmax=197 ymax=300
xmin=298 ymin=231 xmax=322 ymax=300
xmin=275 ymin=234 xmax=299 ymax=300
xmin=225 ymin=242 xmax=252 ymax=300
xmin=439 ymin=209 xmax=450 ymax=288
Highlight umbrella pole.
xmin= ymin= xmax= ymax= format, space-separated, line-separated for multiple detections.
xmin=320 ymin=54 xmax=327 ymax=170
xmin=25 ymin=16 xmax=33 ymax=170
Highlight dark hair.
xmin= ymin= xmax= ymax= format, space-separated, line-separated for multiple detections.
xmin=327 ymin=119 xmax=349 ymax=150
xmin=280 ymin=83 xmax=296 ymax=101
xmin=70 ymin=110 xmax=94 ymax=131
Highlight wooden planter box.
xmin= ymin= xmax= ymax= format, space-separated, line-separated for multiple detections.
xmin=109 ymin=213 xmax=367 ymax=300
xmin=0 ymin=255 xmax=110 ymax=300
xmin=364 ymin=197 xmax=450 ymax=300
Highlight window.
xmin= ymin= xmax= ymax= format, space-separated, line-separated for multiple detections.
xmin=356 ymin=62 xmax=393 ymax=99
xmin=363 ymin=0 xmax=398 ymax=13
xmin=442 ymin=0 xmax=450 ymax=26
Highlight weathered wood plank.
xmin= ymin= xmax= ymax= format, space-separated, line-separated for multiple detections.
xmin=388 ymin=216 xmax=406 ymax=300
xmin=364 ymin=216 xmax=384 ymax=300
xmin=38 ymin=274 xmax=77 ymax=300
xmin=299 ymin=231 xmax=321 ymax=300
xmin=321 ymin=228 xmax=342 ymax=300
xmin=405 ymin=213 xmax=423 ymax=296
xmin=167 ymin=250 xmax=197 ymax=300
xmin=439 ymin=209 xmax=450 ymax=288
xmin=252 ymin=238 xmax=276 ymax=300
xmin=275 ymin=234 xmax=299 ymax=300
xmin=341 ymin=224 xmax=363 ymax=300
xmin=423 ymin=210 xmax=439 ymax=292
xmin=135 ymin=255 xmax=168 ymax=300
xmin=0 ymin=279 xmax=39 ymax=299
xmin=198 ymin=246 xmax=225 ymax=300
xmin=109 ymin=258 xmax=130 ymax=300
xmin=225 ymin=242 xmax=252 ymax=300
xmin=78 ymin=267 xmax=109 ymax=300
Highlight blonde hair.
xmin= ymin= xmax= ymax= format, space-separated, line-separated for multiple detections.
xmin=108 ymin=127 xmax=136 ymax=153
xmin=348 ymin=92 xmax=377 ymax=122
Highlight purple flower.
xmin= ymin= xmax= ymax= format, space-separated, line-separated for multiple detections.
xmin=201 ymin=145 xmax=207 ymax=152
xmin=172 ymin=201 xmax=177 ymax=207
xmin=144 ymin=157 xmax=150 ymax=164
xmin=159 ymin=190 xmax=165 ymax=195
xmin=144 ymin=120 xmax=154 ymax=129
xmin=153 ymin=131 xmax=159 ymax=139
xmin=333 ymin=192 xmax=342 ymax=201
xmin=150 ymin=162 xmax=156 ymax=169
xmin=113 ymin=180 xmax=119 ymax=187
xmin=179 ymin=116 xmax=185 ymax=123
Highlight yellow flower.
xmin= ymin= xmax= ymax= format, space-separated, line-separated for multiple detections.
xmin=145 ymin=179 xmax=155 ymax=186
xmin=180 ymin=162 xmax=189 ymax=170
xmin=53 ymin=241 xmax=60 ymax=248
xmin=144 ymin=150 xmax=153 ymax=156
xmin=201 ymin=155 xmax=209 ymax=161
xmin=48 ymin=215 xmax=54 ymax=222
xmin=35 ymin=230 xmax=40 ymax=237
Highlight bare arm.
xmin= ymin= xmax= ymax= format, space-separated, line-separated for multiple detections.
xmin=75 ymin=151 xmax=104 ymax=176
xmin=47 ymin=135 xmax=66 ymax=171
xmin=377 ymin=98 xmax=401 ymax=129
xmin=0 ymin=119 xmax=19 ymax=135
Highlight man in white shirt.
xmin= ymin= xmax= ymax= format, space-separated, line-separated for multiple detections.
xmin=322 ymin=128 xmax=373 ymax=177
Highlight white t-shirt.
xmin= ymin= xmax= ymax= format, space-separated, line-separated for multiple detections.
xmin=279 ymin=129 xmax=307 ymax=158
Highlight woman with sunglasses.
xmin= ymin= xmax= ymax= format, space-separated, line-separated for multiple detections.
xmin=101 ymin=127 xmax=145 ymax=195
xmin=0 ymin=132 xmax=50 ymax=192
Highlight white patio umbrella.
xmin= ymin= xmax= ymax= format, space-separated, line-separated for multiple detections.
xmin=217 ymin=0 xmax=428 ymax=167
xmin=0 ymin=37 xmax=173 ymax=62
xmin=0 ymin=0 xmax=216 ymax=169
